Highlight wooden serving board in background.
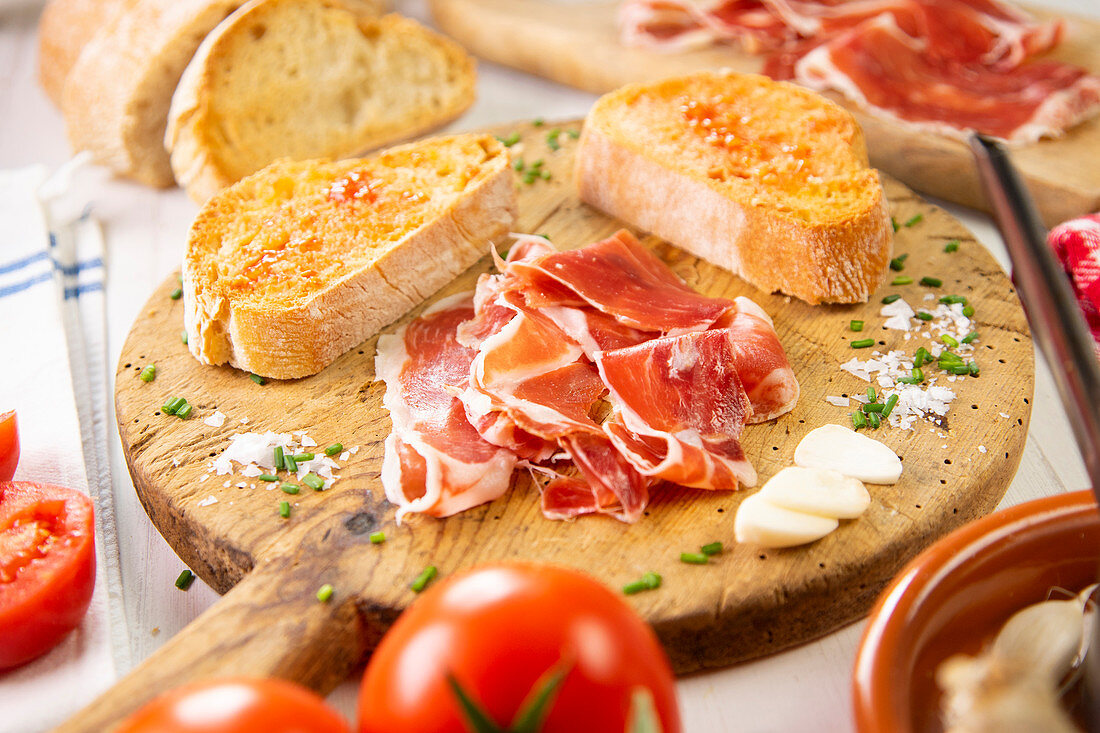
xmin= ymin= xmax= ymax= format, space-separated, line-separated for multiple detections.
xmin=430 ymin=0 xmax=1100 ymax=227
xmin=64 ymin=121 xmax=1032 ymax=731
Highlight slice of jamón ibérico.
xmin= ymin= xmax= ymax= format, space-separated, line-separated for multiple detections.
xmin=376 ymin=294 xmax=516 ymax=520
xmin=597 ymin=329 xmax=759 ymax=489
xmin=619 ymin=0 xmax=1097 ymax=142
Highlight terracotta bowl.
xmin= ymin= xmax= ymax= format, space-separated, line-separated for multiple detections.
xmin=852 ymin=490 xmax=1100 ymax=733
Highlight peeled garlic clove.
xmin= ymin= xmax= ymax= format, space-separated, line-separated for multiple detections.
xmin=794 ymin=424 xmax=902 ymax=484
xmin=759 ymin=466 xmax=870 ymax=519
xmin=734 ymin=491 xmax=839 ymax=548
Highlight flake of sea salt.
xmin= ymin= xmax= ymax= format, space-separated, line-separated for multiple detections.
xmin=223 ymin=481 xmax=231 ymax=488
xmin=301 ymin=435 xmax=317 ymax=448
xmin=881 ymin=298 xmax=915 ymax=330
xmin=339 ymin=451 xmax=350 ymax=462
xmin=197 ymin=496 xmax=218 ymax=507
xmin=999 ymin=412 xmax=1010 ymax=419
xmin=979 ymin=445 xmax=988 ymax=453
xmin=204 ymin=411 xmax=226 ymax=428
xmin=825 ymin=395 xmax=849 ymax=406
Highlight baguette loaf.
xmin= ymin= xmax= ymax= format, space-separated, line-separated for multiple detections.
xmin=37 ymin=0 xmax=134 ymax=106
xmin=167 ymin=4 xmax=476 ymax=203
xmin=575 ymin=71 xmax=892 ymax=305
xmin=183 ymin=133 xmax=515 ymax=379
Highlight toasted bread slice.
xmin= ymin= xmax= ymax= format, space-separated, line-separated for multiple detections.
xmin=575 ymin=71 xmax=892 ymax=304
xmin=183 ymin=133 xmax=515 ymax=379
xmin=37 ymin=0 xmax=136 ymax=107
xmin=58 ymin=0 xmax=386 ymax=188
xmin=167 ymin=4 xmax=476 ymax=203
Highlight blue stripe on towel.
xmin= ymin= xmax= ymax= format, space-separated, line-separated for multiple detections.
xmin=63 ymin=282 xmax=104 ymax=300
xmin=0 ymin=271 xmax=53 ymax=299
xmin=55 ymin=257 xmax=104 ymax=277
xmin=0 ymin=251 xmax=49 ymax=276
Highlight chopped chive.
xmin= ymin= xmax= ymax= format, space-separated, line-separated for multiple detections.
xmin=567 ymin=128 xmax=580 ymax=139
xmin=249 ymin=373 xmax=265 ymax=385
xmin=889 ymin=253 xmax=908 ymax=270
xmin=863 ymin=402 xmax=885 ymax=413
xmin=411 ymin=565 xmax=438 ymax=593
xmin=851 ymin=338 xmax=875 ymax=349
xmin=850 ymin=320 xmax=864 ymax=332
xmin=497 ymin=132 xmax=521 ymax=147
xmin=513 ymin=158 xmax=525 ymax=172
xmin=891 ymin=276 xmax=913 ymax=286
xmin=941 ymin=334 xmax=960 ymax=348
xmin=539 ymin=169 xmax=551 ymax=181
xmin=531 ymin=159 xmax=544 ymax=168
xmin=944 ymin=239 xmax=960 ymax=253
xmin=523 ymin=171 xmax=538 ymax=185
xmin=169 ymin=287 xmax=182 ymax=300
xmin=292 ymin=452 xmax=315 ymax=462
xmin=279 ymin=501 xmax=290 ymax=518
xmin=259 ymin=474 xmax=278 ymax=482
xmin=962 ymin=304 xmax=975 ymax=317
xmin=882 ymin=394 xmax=899 ymax=417
xmin=533 ymin=118 xmax=545 ymax=127
xmin=968 ymin=362 xmax=980 ymax=376
xmin=961 ymin=331 xmax=979 ymax=344
xmin=912 ymin=367 xmax=925 ymax=382
xmin=940 ymin=294 xmax=968 ymax=305
xmin=913 ymin=350 xmax=926 ymax=368
xmin=623 ymin=572 xmax=662 ymax=595
xmin=316 ymin=584 xmax=334 ymax=603
xmin=139 ymin=364 xmax=156 ymax=382
xmin=881 ymin=294 xmax=901 ymax=304
xmin=325 ymin=443 xmax=343 ymax=457
xmin=547 ymin=129 xmax=562 ymax=151
xmin=701 ymin=542 xmax=723 ymax=556
xmin=916 ymin=311 xmax=933 ymax=321
xmin=177 ymin=274 xmax=183 ymax=284
xmin=680 ymin=552 xmax=708 ymax=565
xmin=904 ymin=214 xmax=924 ymax=228
xmin=280 ymin=483 xmax=300 ymax=495
xmin=891 ymin=217 xmax=899 ymax=233
xmin=369 ymin=531 xmax=386 ymax=544
xmin=919 ymin=276 xmax=943 ymax=287
xmin=867 ymin=411 xmax=881 ymax=429
xmin=175 ymin=402 xmax=193 ymax=419
xmin=950 ymin=364 xmax=972 ymax=375
xmin=284 ymin=454 xmax=298 ymax=472
xmin=174 ymin=569 xmax=195 ymax=590
xmin=274 ymin=446 xmax=285 ymax=470
xmin=851 ymin=411 xmax=867 ymax=429
xmin=896 ymin=376 xmax=920 ymax=384
xmin=163 ymin=397 xmax=185 ymax=415
xmin=937 ymin=350 xmax=963 ymax=363
xmin=302 ymin=473 xmax=325 ymax=491
xmin=867 ymin=387 xmax=877 ymax=402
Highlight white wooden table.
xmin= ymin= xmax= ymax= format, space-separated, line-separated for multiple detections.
xmin=0 ymin=0 xmax=1093 ymax=729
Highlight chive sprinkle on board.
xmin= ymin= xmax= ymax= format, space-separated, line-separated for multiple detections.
xmin=316 ymin=584 xmax=334 ymax=603
xmin=325 ymin=443 xmax=343 ymax=456
xmin=369 ymin=531 xmax=386 ymax=544
xmin=411 ymin=566 xmax=438 ymax=593
xmin=175 ymin=569 xmax=195 ymax=591
xmin=680 ymin=552 xmax=708 ymax=565
xmin=851 ymin=339 xmax=875 ymax=349
xmin=139 ymin=364 xmax=156 ymax=382
xmin=279 ymin=501 xmax=291 ymax=518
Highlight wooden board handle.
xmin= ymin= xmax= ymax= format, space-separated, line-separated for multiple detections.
xmin=52 ymin=554 xmax=370 ymax=732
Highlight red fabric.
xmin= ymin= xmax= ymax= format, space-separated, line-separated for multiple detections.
xmin=1048 ymin=214 xmax=1100 ymax=359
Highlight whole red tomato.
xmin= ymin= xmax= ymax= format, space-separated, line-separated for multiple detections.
xmin=357 ymin=562 xmax=681 ymax=733
xmin=0 ymin=411 xmax=19 ymax=480
xmin=116 ymin=677 xmax=352 ymax=733
xmin=0 ymin=481 xmax=95 ymax=669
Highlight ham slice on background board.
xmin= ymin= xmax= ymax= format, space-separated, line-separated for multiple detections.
xmin=620 ymin=0 xmax=1100 ymax=142
xmin=376 ymin=231 xmax=800 ymax=523
xmin=1047 ymin=213 xmax=1100 ymax=359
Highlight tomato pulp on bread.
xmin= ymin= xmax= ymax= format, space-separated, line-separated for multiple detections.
xmin=0 ymin=481 xmax=95 ymax=669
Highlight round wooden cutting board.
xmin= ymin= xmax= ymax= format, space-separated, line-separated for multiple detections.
xmin=67 ymin=121 xmax=1033 ymax=731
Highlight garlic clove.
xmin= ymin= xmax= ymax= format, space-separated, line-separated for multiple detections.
xmin=759 ymin=466 xmax=870 ymax=519
xmin=734 ymin=491 xmax=839 ymax=548
xmin=990 ymin=596 xmax=1087 ymax=686
xmin=793 ymin=424 xmax=903 ymax=484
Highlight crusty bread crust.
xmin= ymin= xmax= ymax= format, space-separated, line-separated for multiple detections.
xmin=37 ymin=0 xmax=134 ymax=107
xmin=183 ymin=134 xmax=516 ymax=379
xmin=575 ymin=72 xmax=892 ymax=305
xmin=167 ymin=4 xmax=476 ymax=203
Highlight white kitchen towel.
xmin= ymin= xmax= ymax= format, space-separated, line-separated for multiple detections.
xmin=0 ymin=164 xmax=128 ymax=732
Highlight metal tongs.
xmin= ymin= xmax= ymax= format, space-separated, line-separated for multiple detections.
xmin=971 ymin=134 xmax=1100 ymax=727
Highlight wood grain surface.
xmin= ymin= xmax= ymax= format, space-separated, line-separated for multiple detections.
xmin=65 ymin=120 xmax=1032 ymax=731
xmin=429 ymin=0 xmax=1100 ymax=228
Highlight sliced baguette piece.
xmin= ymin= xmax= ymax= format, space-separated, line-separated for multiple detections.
xmin=183 ymin=133 xmax=515 ymax=379
xmin=575 ymin=71 xmax=892 ymax=305
xmin=37 ymin=0 xmax=135 ymax=107
xmin=167 ymin=4 xmax=477 ymax=203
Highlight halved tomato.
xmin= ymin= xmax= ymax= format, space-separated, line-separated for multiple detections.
xmin=0 ymin=481 xmax=96 ymax=669
xmin=0 ymin=411 xmax=18 ymax=481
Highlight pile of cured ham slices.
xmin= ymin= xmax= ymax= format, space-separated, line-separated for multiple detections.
xmin=619 ymin=0 xmax=1100 ymax=142
xmin=376 ymin=231 xmax=800 ymax=523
